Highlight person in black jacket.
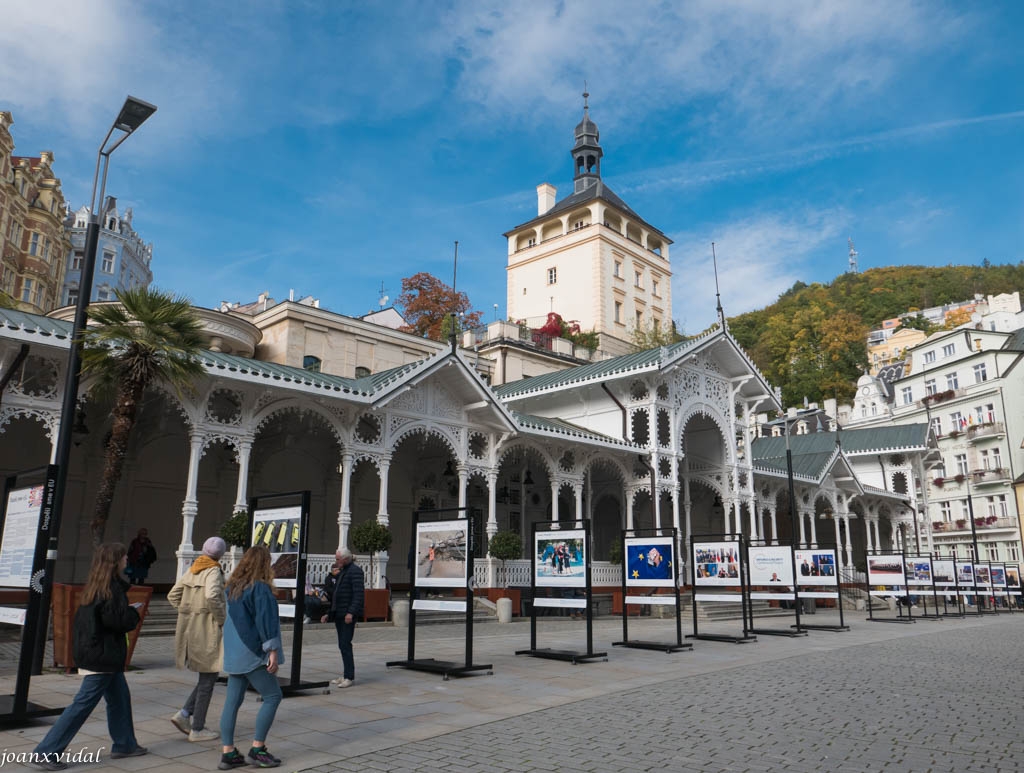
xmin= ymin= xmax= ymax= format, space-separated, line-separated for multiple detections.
xmin=30 ymin=543 xmax=147 ymax=771
xmin=320 ymin=548 xmax=364 ymax=688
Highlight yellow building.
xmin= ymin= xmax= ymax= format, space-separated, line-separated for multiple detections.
xmin=868 ymin=326 xmax=927 ymax=374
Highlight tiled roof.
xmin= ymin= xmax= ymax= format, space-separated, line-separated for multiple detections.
xmin=751 ymin=444 xmax=841 ymax=481
xmin=199 ymin=351 xmax=373 ymax=397
xmin=512 ymin=411 xmax=638 ymax=449
xmin=1003 ymin=325 xmax=1024 ymax=352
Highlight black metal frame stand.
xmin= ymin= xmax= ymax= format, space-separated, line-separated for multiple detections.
xmin=745 ymin=540 xmax=805 ymax=638
xmin=934 ymin=554 xmax=966 ymax=618
xmin=387 ymin=508 xmax=492 ymax=679
xmin=687 ymin=533 xmax=756 ymax=644
xmin=905 ymin=553 xmax=942 ymax=621
xmin=516 ymin=520 xmax=607 ymax=664
xmin=865 ymin=549 xmax=914 ymax=624
xmin=612 ymin=527 xmax=691 ymax=653
xmin=791 ymin=543 xmax=849 ymax=633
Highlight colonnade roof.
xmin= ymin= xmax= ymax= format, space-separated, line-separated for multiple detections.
xmin=510 ymin=410 xmax=639 ymax=450
xmin=0 ymin=308 xmax=74 ymax=345
xmin=752 ymin=425 xmax=934 ymax=459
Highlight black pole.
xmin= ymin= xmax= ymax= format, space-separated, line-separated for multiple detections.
xmin=965 ymin=482 xmax=983 ymax=615
xmin=620 ymin=530 xmax=628 ymax=643
xmin=785 ymin=435 xmax=803 ymax=631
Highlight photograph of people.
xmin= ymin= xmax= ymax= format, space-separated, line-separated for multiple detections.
xmin=535 ymin=530 xmax=586 ymax=587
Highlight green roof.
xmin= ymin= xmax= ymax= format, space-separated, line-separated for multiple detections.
xmin=511 ymin=411 xmax=637 ymax=448
xmin=752 ymin=425 xmax=931 ymax=460
xmin=0 ymin=308 xmax=73 ymax=342
xmin=199 ymin=350 xmax=373 ymax=396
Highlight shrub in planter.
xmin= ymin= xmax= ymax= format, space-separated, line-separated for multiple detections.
xmin=349 ymin=519 xmax=392 ymax=589
xmin=933 ymin=477 xmax=945 ymax=488
xmin=219 ymin=509 xmax=250 ymax=548
xmin=955 ymin=519 xmax=967 ymax=529
xmin=608 ymin=540 xmax=623 ymax=565
xmin=488 ymin=530 xmax=523 ymax=590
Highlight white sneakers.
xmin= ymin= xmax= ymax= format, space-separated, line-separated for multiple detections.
xmin=331 ymin=677 xmax=354 ymax=688
xmin=189 ymin=728 xmax=220 ymax=743
xmin=170 ymin=710 xmax=191 ymax=735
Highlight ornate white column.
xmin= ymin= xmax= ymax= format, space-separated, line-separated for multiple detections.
xmin=798 ymin=509 xmax=807 ymax=545
xmin=574 ymin=481 xmax=584 ymax=529
xmin=748 ymin=500 xmax=759 ymax=541
xmin=457 ymin=465 xmax=468 ymax=510
xmin=864 ymin=516 xmax=874 ymax=553
xmin=376 ymin=454 xmax=391 ymax=526
xmin=769 ymin=506 xmax=778 ymax=545
xmin=842 ymin=515 xmax=853 ymax=567
xmin=626 ymin=488 xmax=635 ymax=530
xmin=233 ymin=439 xmax=253 ymax=512
xmin=873 ymin=518 xmax=882 ymax=551
xmin=338 ymin=452 xmax=354 ymax=550
xmin=177 ymin=432 xmax=205 ymax=576
xmin=809 ymin=512 xmax=818 ymax=547
xmin=486 ymin=471 xmax=498 ymax=541
xmin=683 ymin=498 xmax=692 ymax=551
xmin=550 ymin=479 xmax=560 ymax=526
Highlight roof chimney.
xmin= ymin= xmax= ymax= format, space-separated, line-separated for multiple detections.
xmin=537 ymin=183 xmax=556 ymax=216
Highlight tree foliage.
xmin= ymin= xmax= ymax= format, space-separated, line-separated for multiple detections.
xmin=728 ymin=262 xmax=1024 ymax=406
xmin=631 ymin=319 xmax=686 ymax=351
xmin=397 ymin=272 xmax=482 ymax=341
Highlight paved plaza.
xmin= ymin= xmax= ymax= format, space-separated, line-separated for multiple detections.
xmin=2 ymin=611 xmax=1023 ymax=772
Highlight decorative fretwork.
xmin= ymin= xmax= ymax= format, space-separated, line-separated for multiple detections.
xmin=205 ymin=388 xmax=243 ymax=425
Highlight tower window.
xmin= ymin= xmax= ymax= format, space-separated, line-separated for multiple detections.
xmin=28 ymin=232 xmax=40 ymax=256
xmin=613 ymin=261 xmax=622 ymax=278
xmin=634 ymin=270 xmax=643 ymax=288
xmin=614 ymin=302 xmax=623 ymax=324
xmin=652 ymin=278 xmax=659 ymax=297
xmin=303 ymin=355 xmax=322 ymax=373
xmin=547 ymin=267 xmax=557 ymax=285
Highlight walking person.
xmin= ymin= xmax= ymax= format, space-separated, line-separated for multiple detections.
xmin=125 ymin=528 xmax=157 ymax=584
xmin=321 ymin=547 xmax=364 ymax=688
xmin=217 ymin=546 xmax=284 ymax=770
xmin=30 ymin=543 xmax=147 ymax=771
xmin=168 ymin=536 xmax=227 ymax=742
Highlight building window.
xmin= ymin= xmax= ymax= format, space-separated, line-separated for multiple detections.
xmin=923 ymin=351 xmax=936 ymax=364
xmin=96 ymin=289 xmax=109 ymax=301
xmin=20 ymin=278 xmax=33 ymax=303
xmin=973 ymin=363 xmax=987 ymax=383
xmin=28 ymin=232 xmax=40 ymax=256
xmin=946 ymin=372 xmax=958 ymax=390
xmin=547 ymin=267 xmax=557 ymax=285
xmin=986 ymin=543 xmax=999 ymax=561
xmin=101 ymin=251 xmax=115 ymax=273
xmin=975 ymin=403 xmax=994 ymax=423
xmin=959 ymin=500 xmax=971 ymax=521
xmin=939 ymin=502 xmax=952 ymax=522
xmin=303 ymin=355 xmax=322 ymax=373
xmin=930 ymin=416 xmax=941 ymax=437
xmin=900 ymin=386 xmax=913 ymax=405
xmin=572 ymin=219 xmax=584 ymax=231
xmin=991 ymin=448 xmax=1002 ymax=469
xmin=634 ymin=270 xmax=643 ymax=288
xmin=66 ymin=289 xmax=78 ymax=305
xmin=614 ymin=301 xmax=623 ymax=324
xmin=354 ymin=366 xmax=371 ymax=378
xmin=613 ymin=261 xmax=622 ymax=278
xmin=924 ymin=379 xmax=937 ymax=395
xmin=652 ymin=278 xmax=660 ymax=297
xmin=527 ymin=237 xmax=535 ymax=247
xmin=955 ymin=454 xmax=968 ymax=475
xmin=42 ymin=238 xmax=51 ymax=262
xmin=950 ymin=411 xmax=963 ymax=431
xmin=1008 ymin=543 xmax=1020 ymax=562
xmin=942 ymin=343 xmax=955 ymax=357
xmin=635 ymin=310 xmax=643 ymax=328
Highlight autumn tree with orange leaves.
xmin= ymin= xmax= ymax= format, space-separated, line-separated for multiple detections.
xmin=397 ymin=272 xmax=483 ymax=341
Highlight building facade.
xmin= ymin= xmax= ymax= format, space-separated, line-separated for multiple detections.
xmin=62 ymin=196 xmax=153 ymax=306
xmin=0 ymin=112 xmax=70 ymax=313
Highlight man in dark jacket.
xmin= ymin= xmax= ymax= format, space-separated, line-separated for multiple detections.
xmin=321 ymin=548 xmax=364 ymax=688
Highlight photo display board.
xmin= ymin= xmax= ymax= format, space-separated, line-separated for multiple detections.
xmin=534 ymin=529 xmax=586 ymax=587
xmin=693 ymin=541 xmax=741 ymax=587
xmin=990 ymin=564 xmax=1007 ymax=588
xmin=906 ymin=556 xmax=933 ymax=587
xmin=975 ymin=563 xmax=992 ymax=588
xmin=415 ymin=519 xmax=469 ymax=588
xmin=0 ymin=485 xmax=43 ymax=588
xmin=1006 ymin=564 xmax=1021 ymax=590
xmin=624 ymin=536 xmax=675 ymax=587
xmin=932 ymin=559 xmax=956 ymax=587
xmin=795 ymin=548 xmax=838 ymax=586
xmin=252 ymin=505 xmax=301 ymax=588
xmin=956 ymin=561 xmax=974 ymax=585
xmin=867 ymin=555 xmax=905 ymax=585
xmin=748 ymin=545 xmax=793 ymax=585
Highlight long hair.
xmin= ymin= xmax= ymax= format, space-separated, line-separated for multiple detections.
xmin=81 ymin=543 xmax=126 ymax=605
xmin=226 ymin=545 xmax=274 ymax=600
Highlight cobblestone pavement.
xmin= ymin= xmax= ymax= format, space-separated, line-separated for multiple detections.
xmin=306 ymin=619 xmax=1024 ymax=773
xmin=2 ymin=613 xmax=1022 ymax=772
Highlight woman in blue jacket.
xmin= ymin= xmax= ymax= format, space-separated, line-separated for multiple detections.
xmin=30 ymin=543 xmax=146 ymax=771
xmin=217 ymin=546 xmax=284 ymax=770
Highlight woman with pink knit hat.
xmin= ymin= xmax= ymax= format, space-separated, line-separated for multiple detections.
xmin=167 ymin=536 xmax=227 ymax=742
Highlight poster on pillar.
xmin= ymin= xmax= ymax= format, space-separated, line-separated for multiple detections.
xmin=794 ymin=549 xmax=838 ymax=585
xmin=905 ymin=556 xmax=933 ymax=586
xmin=624 ymin=536 xmax=675 ymax=587
xmin=534 ymin=529 xmax=586 ymax=587
xmin=251 ymin=505 xmax=301 ymax=589
xmin=415 ymin=519 xmax=469 ymax=588
xmin=747 ymin=545 xmax=794 ymax=585
xmin=866 ymin=555 xmax=905 ymax=585
xmin=0 ymin=484 xmax=44 ymax=588
xmin=693 ymin=542 xmax=741 ymax=586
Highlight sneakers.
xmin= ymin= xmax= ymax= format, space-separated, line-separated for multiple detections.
xmin=110 ymin=746 xmax=148 ymax=759
xmin=331 ymin=676 xmax=353 ymax=688
xmin=247 ymin=746 xmax=282 ymax=768
xmin=218 ymin=749 xmax=247 ymax=770
xmin=170 ymin=709 xmax=191 ymax=735
xmin=29 ymin=756 xmax=67 ymax=771
xmin=188 ymin=727 xmax=220 ymax=742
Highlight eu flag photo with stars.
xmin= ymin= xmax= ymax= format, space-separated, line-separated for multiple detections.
xmin=629 ymin=543 xmax=673 ymax=581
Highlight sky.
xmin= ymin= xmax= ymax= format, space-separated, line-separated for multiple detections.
xmin=3 ymin=1 xmax=1023 ymax=334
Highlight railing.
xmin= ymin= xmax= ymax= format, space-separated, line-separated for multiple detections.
xmin=967 ymin=422 xmax=1005 ymax=440
xmin=932 ymin=517 xmax=1015 ymax=533
xmin=971 ymin=468 xmax=1010 ymax=484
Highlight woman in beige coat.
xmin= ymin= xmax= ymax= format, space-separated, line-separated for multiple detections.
xmin=167 ymin=536 xmax=227 ymax=742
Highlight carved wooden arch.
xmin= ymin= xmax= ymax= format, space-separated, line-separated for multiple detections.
xmin=677 ymin=401 xmax=735 ymax=466
xmin=252 ymin=399 xmax=345 ymax=449
xmin=389 ymin=422 xmax=460 ymax=461
xmin=495 ymin=440 xmax=556 ymax=480
xmin=0 ymin=406 xmax=58 ymax=442
xmin=584 ymin=454 xmax=632 ymax=486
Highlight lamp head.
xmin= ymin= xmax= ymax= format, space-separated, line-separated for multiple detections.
xmin=115 ymin=96 xmax=157 ymax=133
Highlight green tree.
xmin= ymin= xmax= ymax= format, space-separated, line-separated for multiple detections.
xmin=349 ymin=519 xmax=392 ymax=588
xmin=81 ymin=287 xmax=205 ymax=544
xmin=630 ymin=319 xmax=686 ymax=351
xmin=487 ymin=530 xmax=522 ymax=589
xmin=397 ymin=272 xmax=483 ymax=341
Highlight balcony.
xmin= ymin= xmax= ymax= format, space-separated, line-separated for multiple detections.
xmin=932 ymin=516 xmax=1016 ymax=533
xmin=967 ymin=422 xmax=1005 ymax=442
xmin=971 ymin=467 xmax=1011 ymax=485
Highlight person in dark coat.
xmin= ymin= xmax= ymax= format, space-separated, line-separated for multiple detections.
xmin=30 ymin=543 xmax=146 ymax=770
xmin=321 ymin=548 xmax=364 ymax=688
xmin=125 ymin=528 xmax=157 ymax=584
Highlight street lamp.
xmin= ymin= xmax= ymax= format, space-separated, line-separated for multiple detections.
xmin=31 ymin=96 xmax=156 ymax=672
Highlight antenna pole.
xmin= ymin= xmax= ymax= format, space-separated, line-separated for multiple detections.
xmin=712 ymin=242 xmax=725 ymax=326
xmin=449 ymin=241 xmax=459 ymax=352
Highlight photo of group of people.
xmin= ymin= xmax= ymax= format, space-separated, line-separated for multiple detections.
xmin=866 ymin=555 xmax=905 ymax=585
xmin=693 ymin=542 xmax=741 ymax=586
xmin=535 ymin=529 xmax=586 ymax=587
xmin=251 ymin=506 xmax=302 ymax=587
xmin=748 ymin=545 xmax=793 ymax=585
xmin=415 ymin=520 xmax=469 ymax=588
xmin=624 ymin=537 xmax=674 ymax=587
xmin=795 ymin=549 xmax=838 ymax=586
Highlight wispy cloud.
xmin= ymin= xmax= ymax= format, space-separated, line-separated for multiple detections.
xmin=670 ymin=208 xmax=847 ymax=330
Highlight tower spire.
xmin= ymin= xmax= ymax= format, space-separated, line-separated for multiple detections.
xmin=712 ymin=242 xmax=726 ymax=328
xmin=572 ymin=86 xmax=602 ymax=194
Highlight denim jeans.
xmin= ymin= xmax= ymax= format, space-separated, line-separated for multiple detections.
xmin=34 ymin=672 xmax=138 ymax=757
xmin=335 ymin=619 xmax=355 ymax=680
xmin=220 ymin=666 xmax=282 ymax=746
xmin=183 ymin=671 xmax=218 ymax=731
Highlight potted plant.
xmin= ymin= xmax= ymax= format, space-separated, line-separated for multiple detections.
xmin=933 ymin=477 xmax=945 ymax=488
xmin=954 ymin=474 xmax=966 ymax=484
xmin=219 ymin=509 xmax=250 ymax=548
xmin=955 ymin=518 xmax=967 ymax=529
xmin=349 ymin=519 xmax=393 ymax=621
xmin=487 ymin=530 xmax=522 ymax=600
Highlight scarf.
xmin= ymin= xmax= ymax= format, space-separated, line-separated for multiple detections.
xmin=190 ymin=555 xmax=221 ymax=574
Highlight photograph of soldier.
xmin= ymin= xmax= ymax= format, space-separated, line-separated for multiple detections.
xmin=415 ymin=521 xmax=468 ymax=588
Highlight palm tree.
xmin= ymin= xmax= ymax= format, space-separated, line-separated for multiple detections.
xmin=81 ymin=287 xmax=206 ymax=543
xmin=0 ymin=291 xmax=17 ymax=309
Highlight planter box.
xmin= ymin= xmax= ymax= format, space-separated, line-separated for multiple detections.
xmin=52 ymin=583 xmax=153 ymax=672
xmin=363 ymin=589 xmax=390 ymax=622
xmin=486 ymin=588 xmax=521 ymax=615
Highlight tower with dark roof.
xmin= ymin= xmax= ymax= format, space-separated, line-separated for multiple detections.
xmin=504 ymin=94 xmax=673 ymax=358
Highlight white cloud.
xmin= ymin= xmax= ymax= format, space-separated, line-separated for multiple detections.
xmin=670 ymin=208 xmax=847 ymax=331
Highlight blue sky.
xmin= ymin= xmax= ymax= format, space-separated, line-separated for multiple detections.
xmin=3 ymin=1 xmax=1023 ymax=332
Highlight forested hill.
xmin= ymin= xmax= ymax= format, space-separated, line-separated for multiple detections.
xmin=725 ymin=263 xmax=1024 ymax=407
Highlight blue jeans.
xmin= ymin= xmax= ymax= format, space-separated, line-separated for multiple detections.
xmin=335 ymin=619 xmax=355 ymax=680
xmin=220 ymin=666 xmax=282 ymax=747
xmin=34 ymin=672 xmax=138 ymax=757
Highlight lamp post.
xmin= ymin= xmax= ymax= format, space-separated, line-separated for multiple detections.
xmin=31 ymin=97 xmax=156 ymax=673
xmin=783 ymin=416 xmax=803 ymax=631
xmin=964 ymin=476 xmax=983 ymax=615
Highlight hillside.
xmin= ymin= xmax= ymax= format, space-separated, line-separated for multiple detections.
xmin=726 ymin=263 xmax=1024 ymax=406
